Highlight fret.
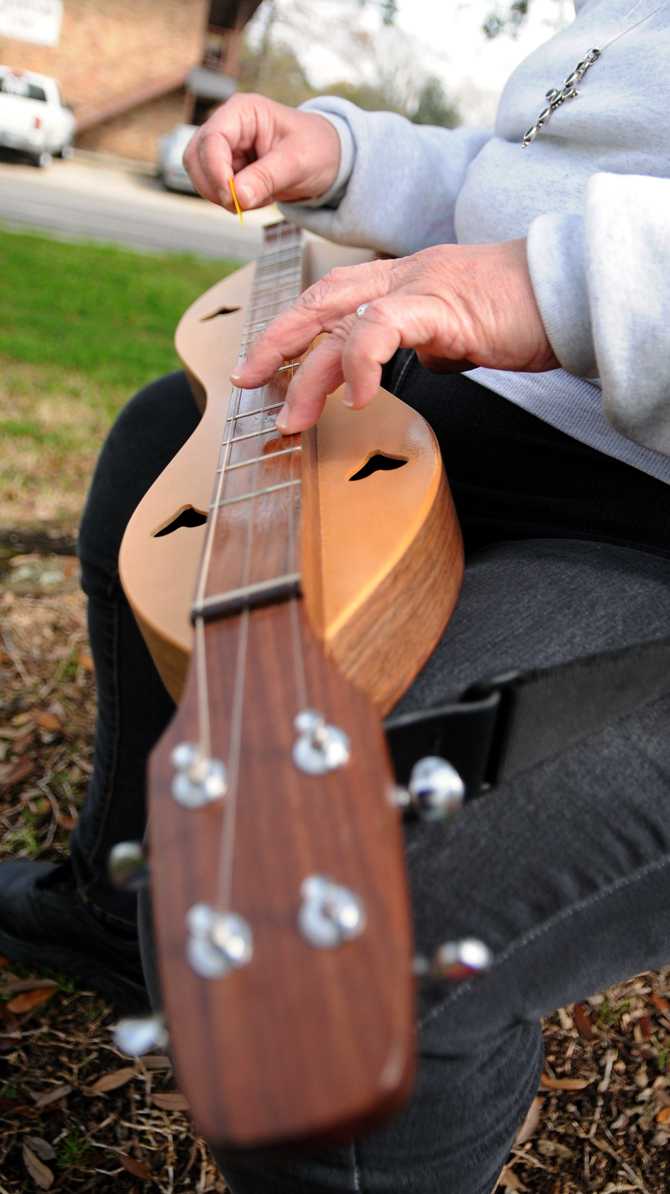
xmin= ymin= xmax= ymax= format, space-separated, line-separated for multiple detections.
xmin=252 ymin=274 xmax=302 ymax=298
xmin=253 ymin=265 xmax=303 ymax=285
xmin=260 ymin=245 xmax=303 ymax=265
xmin=259 ymin=255 xmax=301 ymax=270
xmin=226 ymin=401 xmax=283 ymax=422
xmin=191 ymin=572 xmax=302 ymax=623
xmin=210 ymin=478 xmax=300 ymax=510
xmin=220 ymin=445 xmax=302 ymax=472
xmin=226 ymin=426 xmax=279 ymax=445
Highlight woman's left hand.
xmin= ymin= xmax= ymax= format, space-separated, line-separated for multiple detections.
xmin=230 ymin=239 xmax=559 ymax=433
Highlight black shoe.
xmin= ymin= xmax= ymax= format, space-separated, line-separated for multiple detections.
xmin=0 ymin=859 xmax=149 ymax=1012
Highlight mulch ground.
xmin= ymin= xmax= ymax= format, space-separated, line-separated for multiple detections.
xmin=1 ymin=542 xmax=669 ymax=1193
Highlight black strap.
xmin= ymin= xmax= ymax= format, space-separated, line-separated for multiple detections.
xmin=384 ymin=635 xmax=670 ymax=797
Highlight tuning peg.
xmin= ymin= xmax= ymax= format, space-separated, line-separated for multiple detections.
xmin=391 ymin=757 xmax=465 ymax=821
xmin=108 ymin=841 xmax=149 ymax=890
xmin=293 ymin=710 xmax=350 ymax=775
xmin=171 ymin=743 xmax=227 ymax=808
xmin=113 ymin=1014 xmax=168 ymax=1057
xmin=409 ymin=756 xmax=465 ymax=820
xmin=413 ymin=938 xmax=493 ymax=983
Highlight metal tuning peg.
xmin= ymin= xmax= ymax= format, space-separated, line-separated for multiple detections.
xmin=414 ymin=938 xmax=493 ymax=984
xmin=293 ymin=709 xmax=350 ymax=775
xmin=392 ymin=756 xmax=465 ymax=821
xmin=114 ymin=1014 xmax=168 ymax=1057
xmin=186 ymin=904 xmax=253 ymax=979
xmin=108 ymin=841 xmax=149 ymax=890
xmin=171 ymin=742 xmax=227 ymax=809
xmin=298 ymin=875 xmax=366 ymax=948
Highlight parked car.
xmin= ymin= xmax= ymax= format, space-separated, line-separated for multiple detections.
xmin=157 ymin=124 xmax=199 ymax=194
xmin=0 ymin=66 xmax=75 ymax=167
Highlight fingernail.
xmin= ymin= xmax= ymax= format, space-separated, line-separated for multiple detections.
xmin=341 ymin=384 xmax=356 ymax=408
xmin=276 ymin=404 xmax=290 ymax=432
xmin=236 ymin=183 xmax=252 ymax=205
xmin=230 ymin=355 xmax=245 ymax=384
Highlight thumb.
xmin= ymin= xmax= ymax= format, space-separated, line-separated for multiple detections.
xmin=232 ymin=142 xmax=304 ymax=210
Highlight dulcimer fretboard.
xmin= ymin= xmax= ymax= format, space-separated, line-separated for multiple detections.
xmin=192 ymin=222 xmax=305 ymax=623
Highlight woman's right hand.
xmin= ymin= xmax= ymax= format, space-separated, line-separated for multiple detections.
xmin=183 ymin=93 xmax=342 ymax=214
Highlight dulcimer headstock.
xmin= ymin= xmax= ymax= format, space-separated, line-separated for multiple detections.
xmin=148 ymin=600 xmax=414 ymax=1148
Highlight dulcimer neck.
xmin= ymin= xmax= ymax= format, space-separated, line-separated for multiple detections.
xmin=191 ymin=220 xmax=307 ymax=629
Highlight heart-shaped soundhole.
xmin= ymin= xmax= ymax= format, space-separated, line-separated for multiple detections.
xmin=153 ymin=505 xmax=208 ymax=538
xmin=349 ymin=453 xmax=408 ymax=482
xmin=201 ymin=306 xmax=241 ymax=322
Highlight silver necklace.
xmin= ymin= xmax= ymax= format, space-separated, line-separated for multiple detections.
xmin=522 ymin=0 xmax=665 ymax=147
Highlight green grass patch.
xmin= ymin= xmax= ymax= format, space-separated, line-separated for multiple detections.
xmin=0 ymin=225 xmax=236 ymax=392
xmin=0 ymin=226 xmax=237 ymax=532
xmin=0 ymin=417 xmax=70 ymax=446
xmin=56 ymin=1128 xmax=92 ymax=1170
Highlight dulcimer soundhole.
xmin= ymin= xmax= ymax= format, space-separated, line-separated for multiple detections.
xmin=201 ymin=304 xmax=242 ymax=322
xmin=152 ymin=504 xmax=208 ymax=538
xmin=349 ymin=452 xmax=409 ymax=482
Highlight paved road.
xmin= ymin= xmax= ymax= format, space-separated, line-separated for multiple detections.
xmin=0 ymin=152 xmax=269 ymax=260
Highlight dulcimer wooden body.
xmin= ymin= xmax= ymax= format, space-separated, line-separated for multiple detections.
xmin=119 ymin=224 xmax=463 ymax=1149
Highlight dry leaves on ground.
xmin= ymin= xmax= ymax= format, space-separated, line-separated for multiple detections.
xmin=2 ymin=547 xmax=670 ymax=1191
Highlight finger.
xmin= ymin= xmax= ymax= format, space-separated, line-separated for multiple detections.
xmin=184 ymin=140 xmax=222 ymax=206
xmin=276 ymin=331 xmax=348 ymax=434
xmin=341 ymin=296 xmax=445 ymax=410
xmin=232 ymin=141 xmax=306 ymax=210
xmin=195 ymin=129 xmax=235 ymax=207
xmin=233 ymin=261 xmax=394 ymax=388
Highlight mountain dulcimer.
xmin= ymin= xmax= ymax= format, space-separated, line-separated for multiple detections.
xmin=118 ymin=221 xmax=464 ymax=1148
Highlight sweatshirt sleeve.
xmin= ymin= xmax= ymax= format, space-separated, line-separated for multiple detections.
xmin=278 ymin=96 xmax=492 ymax=258
xmin=526 ymin=173 xmax=670 ymax=456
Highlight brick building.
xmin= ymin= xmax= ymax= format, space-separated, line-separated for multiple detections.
xmin=0 ymin=0 xmax=263 ymax=161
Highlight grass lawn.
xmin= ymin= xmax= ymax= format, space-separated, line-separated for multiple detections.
xmin=0 ymin=225 xmax=236 ymax=532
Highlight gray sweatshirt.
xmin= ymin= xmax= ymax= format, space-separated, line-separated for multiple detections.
xmin=282 ymin=0 xmax=670 ymax=484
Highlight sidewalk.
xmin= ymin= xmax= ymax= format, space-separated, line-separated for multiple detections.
xmin=0 ymin=150 xmax=277 ymax=259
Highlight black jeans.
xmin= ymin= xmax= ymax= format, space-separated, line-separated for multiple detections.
xmin=76 ymin=363 xmax=670 ymax=1193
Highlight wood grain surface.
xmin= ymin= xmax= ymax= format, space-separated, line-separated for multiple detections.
xmin=150 ymin=600 xmax=415 ymax=1147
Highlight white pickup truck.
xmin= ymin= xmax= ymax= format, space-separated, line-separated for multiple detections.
xmin=0 ymin=66 xmax=75 ymax=167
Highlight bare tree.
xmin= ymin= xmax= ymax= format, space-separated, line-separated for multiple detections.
xmin=241 ymin=1 xmax=459 ymax=125
xmin=483 ymin=0 xmax=568 ymax=38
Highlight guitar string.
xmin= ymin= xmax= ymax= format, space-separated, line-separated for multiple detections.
xmin=192 ymin=305 xmax=247 ymax=764
xmin=213 ymin=223 xmax=309 ymax=913
xmin=286 ymin=422 xmax=308 ymax=713
xmin=214 ymin=277 xmax=270 ymax=914
xmin=191 ymin=224 xmax=297 ymax=767
xmin=269 ymin=227 xmax=317 ymax=725
xmin=216 ymin=222 xmax=302 ymax=912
